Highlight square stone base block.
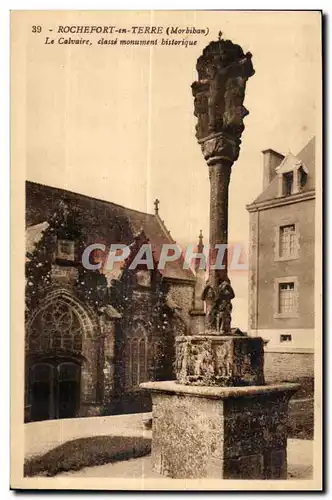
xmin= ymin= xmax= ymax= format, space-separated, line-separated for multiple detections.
xmin=140 ymin=381 xmax=299 ymax=480
xmin=175 ymin=335 xmax=265 ymax=386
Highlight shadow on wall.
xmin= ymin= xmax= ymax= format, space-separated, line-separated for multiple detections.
xmin=101 ymin=391 xmax=152 ymax=416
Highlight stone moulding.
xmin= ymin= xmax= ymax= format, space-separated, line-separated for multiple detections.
xmin=198 ymin=131 xmax=241 ymax=165
xmin=174 ymin=335 xmax=265 ymax=387
xmin=140 ymin=380 xmax=300 ymax=399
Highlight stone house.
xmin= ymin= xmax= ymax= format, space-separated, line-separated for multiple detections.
xmin=25 ymin=181 xmax=195 ymax=421
xmin=246 ymin=137 xmax=315 ymax=381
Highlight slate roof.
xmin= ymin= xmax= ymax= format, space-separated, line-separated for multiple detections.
xmin=26 ymin=181 xmax=194 ymax=282
xmin=251 ymin=137 xmax=315 ymax=205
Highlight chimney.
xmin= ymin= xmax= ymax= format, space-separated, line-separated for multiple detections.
xmin=262 ymin=149 xmax=285 ymax=190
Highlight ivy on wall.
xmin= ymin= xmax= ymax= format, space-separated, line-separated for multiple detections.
xmin=26 ymin=200 xmax=108 ymax=313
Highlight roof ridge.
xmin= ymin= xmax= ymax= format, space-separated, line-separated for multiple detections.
xmin=154 ymin=212 xmax=176 ymax=244
xmin=296 ymin=135 xmax=315 ymax=153
xmin=26 ymin=180 xmax=155 ymax=218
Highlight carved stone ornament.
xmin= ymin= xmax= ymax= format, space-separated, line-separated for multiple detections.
xmin=202 ymin=279 xmax=235 ymax=334
xmin=175 ymin=335 xmax=265 ymax=387
xmin=192 ymin=38 xmax=254 ymax=164
xmin=199 ymin=132 xmax=240 ymax=165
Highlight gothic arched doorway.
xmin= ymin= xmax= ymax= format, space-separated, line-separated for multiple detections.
xmin=28 ymin=299 xmax=84 ymax=421
xmin=30 ymin=360 xmax=81 ymax=421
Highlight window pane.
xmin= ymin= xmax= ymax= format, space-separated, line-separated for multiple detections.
xmin=280 ymin=334 xmax=292 ymax=342
xmin=283 ymin=172 xmax=293 ymax=196
xmin=279 ymin=282 xmax=295 ymax=313
xmin=279 ymin=225 xmax=296 ymax=258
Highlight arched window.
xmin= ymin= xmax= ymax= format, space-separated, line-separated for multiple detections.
xmin=29 ymin=301 xmax=83 ymax=354
xmin=126 ymin=324 xmax=148 ymax=390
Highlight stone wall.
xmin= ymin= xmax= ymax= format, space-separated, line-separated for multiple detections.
xmin=145 ymin=381 xmax=297 ymax=479
xmin=101 ymin=319 xmax=117 ymax=407
xmin=167 ymin=281 xmax=195 ymax=315
xmin=251 ymin=198 xmax=315 ymax=332
xmin=264 ymin=352 xmax=314 ymax=382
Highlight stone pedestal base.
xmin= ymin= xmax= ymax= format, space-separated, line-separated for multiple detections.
xmin=175 ymin=335 xmax=265 ymax=386
xmin=140 ymin=381 xmax=299 ymax=480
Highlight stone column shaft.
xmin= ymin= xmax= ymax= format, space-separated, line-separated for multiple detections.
xmin=209 ymin=161 xmax=232 ymax=288
xmin=190 ymin=38 xmax=255 ymax=335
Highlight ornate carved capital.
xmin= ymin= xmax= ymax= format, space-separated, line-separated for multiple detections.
xmin=199 ymin=132 xmax=240 ymax=165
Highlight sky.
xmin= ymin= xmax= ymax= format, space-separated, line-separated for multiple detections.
xmin=17 ymin=10 xmax=321 ymax=329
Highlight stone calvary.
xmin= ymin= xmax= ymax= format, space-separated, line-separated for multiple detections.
xmin=141 ymin=35 xmax=299 ymax=480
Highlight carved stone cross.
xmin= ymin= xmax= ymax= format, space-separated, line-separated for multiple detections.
xmin=192 ymin=36 xmax=255 ymax=333
xmin=154 ymin=198 xmax=160 ymax=215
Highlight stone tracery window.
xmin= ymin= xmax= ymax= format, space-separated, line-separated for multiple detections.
xmin=126 ymin=323 xmax=149 ymax=390
xmin=29 ymin=301 xmax=83 ymax=354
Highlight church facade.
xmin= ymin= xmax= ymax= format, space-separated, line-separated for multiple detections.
xmin=25 ymin=181 xmax=195 ymax=422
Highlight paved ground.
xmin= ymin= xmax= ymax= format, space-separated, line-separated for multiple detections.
xmin=25 ymin=412 xmax=313 ymax=480
xmin=25 ymin=412 xmax=152 ymax=458
xmin=58 ymin=439 xmax=313 ymax=480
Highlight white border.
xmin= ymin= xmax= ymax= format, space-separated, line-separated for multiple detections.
xmin=3 ymin=2 xmax=328 ymax=498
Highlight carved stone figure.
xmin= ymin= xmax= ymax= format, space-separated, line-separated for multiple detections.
xmin=202 ymin=279 xmax=235 ymax=334
xmin=192 ymin=81 xmax=210 ymax=139
xmin=215 ymin=279 xmax=235 ymax=334
xmin=191 ymin=38 xmax=254 ymax=155
xmin=201 ymin=281 xmax=215 ymax=330
xmin=223 ymin=75 xmax=248 ymax=137
xmin=193 ymin=341 xmax=215 ymax=377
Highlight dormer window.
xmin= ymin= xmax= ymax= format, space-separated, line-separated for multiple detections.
xmin=283 ymin=172 xmax=294 ymax=196
xmin=298 ymin=166 xmax=308 ymax=188
xmin=276 ymin=152 xmax=309 ymax=198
